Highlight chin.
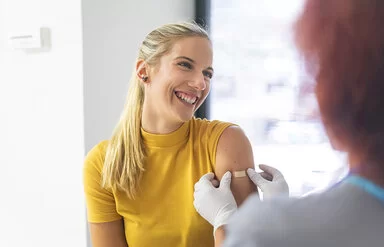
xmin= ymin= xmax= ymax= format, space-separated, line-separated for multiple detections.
xmin=174 ymin=110 xmax=195 ymax=122
xmin=171 ymin=102 xmax=197 ymax=122
xmin=179 ymin=113 xmax=194 ymax=122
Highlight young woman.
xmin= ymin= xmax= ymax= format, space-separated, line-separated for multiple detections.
xmin=83 ymin=22 xmax=257 ymax=247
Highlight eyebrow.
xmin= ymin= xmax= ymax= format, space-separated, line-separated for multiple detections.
xmin=175 ymin=56 xmax=214 ymax=72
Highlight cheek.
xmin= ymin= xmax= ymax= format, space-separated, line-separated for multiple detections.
xmin=148 ymin=85 xmax=170 ymax=105
xmin=203 ymin=83 xmax=211 ymax=97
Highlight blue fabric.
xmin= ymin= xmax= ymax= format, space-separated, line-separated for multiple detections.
xmin=345 ymin=175 xmax=384 ymax=203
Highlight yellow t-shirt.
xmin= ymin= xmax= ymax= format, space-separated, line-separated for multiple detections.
xmin=83 ymin=117 xmax=234 ymax=247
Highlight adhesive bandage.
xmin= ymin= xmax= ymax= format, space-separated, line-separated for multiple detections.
xmin=233 ymin=170 xmax=247 ymax=178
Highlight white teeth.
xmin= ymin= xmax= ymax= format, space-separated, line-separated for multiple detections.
xmin=181 ymin=96 xmax=195 ymax=104
xmin=175 ymin=92 xmax=197 ymax=105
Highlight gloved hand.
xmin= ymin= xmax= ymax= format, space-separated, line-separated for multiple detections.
xmin=193 ymin=171 xmax=237 ymax=234
xmin=247 ymin=164 xmax=289 ymax=200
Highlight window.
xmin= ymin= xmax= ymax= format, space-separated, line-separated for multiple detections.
xmin=210 ymin=0 xmax=348 ymax=197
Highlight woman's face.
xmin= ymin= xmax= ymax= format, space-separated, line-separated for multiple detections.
xmin=143 ymin=36 xmax=213 ymax=125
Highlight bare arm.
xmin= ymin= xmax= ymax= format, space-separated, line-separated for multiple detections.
xmin=89 ymin=219 xmax=128 ymax=247
xmin=215 ymin=126 xmax=258 ymax=206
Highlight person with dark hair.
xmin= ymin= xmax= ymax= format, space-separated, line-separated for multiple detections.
xmin=193 ymin=0 xmax=384 ymax=246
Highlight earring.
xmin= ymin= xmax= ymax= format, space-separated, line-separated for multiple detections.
xmin=142 ymin=76 xmax=148 ymax=82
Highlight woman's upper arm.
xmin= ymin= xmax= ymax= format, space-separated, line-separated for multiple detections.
xmin=89 ymin=220 xmax=128 ymax=247
xmin=214 ymin=126 xmax=258 ymax=206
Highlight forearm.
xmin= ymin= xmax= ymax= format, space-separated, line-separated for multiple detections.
xmin=214 ymin=226 xmax=226 ymax=247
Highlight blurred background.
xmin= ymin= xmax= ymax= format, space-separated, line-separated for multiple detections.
xmin=208 ymin=0 xmax=348 ymax=198
xmin=0 ymin=0 xmax=348 ymax=246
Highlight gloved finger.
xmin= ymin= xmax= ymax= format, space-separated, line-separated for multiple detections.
xmin=194 ymin=173 xmax=215 ymax=191
xmin=193 ymin=197 xmax=202 ymax=213
xmin=247 ymin=168 xmax=269 ymax=189
xmin=211 ymin=179 xmax=220 ymax=188
xmin=193 ymin=183 xmax=208 ymax=210
xmin=260 ymin=172 xmax=273 ymax=181
xmin=219 ymin=171 xmax=232 ymax=189
xmin=258 ymin=164 xmax=284 ymax=179
xmin=193 ymin=189 xmax=201 ymax=210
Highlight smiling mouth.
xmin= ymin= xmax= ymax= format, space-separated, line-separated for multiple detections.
xmin=175 ymin=91 xmax=198 ymax=105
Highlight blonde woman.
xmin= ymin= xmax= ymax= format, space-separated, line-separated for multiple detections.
xmin=83 ymin=22 xmax=257 ymax=247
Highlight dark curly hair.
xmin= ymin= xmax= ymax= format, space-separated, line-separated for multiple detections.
xmin=294 ymin=0 xmax=384 ymax=167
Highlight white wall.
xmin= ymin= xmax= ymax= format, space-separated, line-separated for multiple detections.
xmin=0 ymin=0 xmax=194 ymax=246
xmin=0 ymin=0 xmax=86 ymax=246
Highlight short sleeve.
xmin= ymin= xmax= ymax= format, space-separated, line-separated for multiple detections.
xmin=83 ymin=141 xmax=122 ymax=223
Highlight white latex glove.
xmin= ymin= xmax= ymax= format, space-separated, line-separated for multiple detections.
xmin=193 ymin=171 xmax=237 ymax=234
xmin=247 ymin=164 xmax=289 ymax=200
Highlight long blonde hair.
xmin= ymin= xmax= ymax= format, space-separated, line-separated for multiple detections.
xmin=102 ymin=22 xmax=209 ymax=198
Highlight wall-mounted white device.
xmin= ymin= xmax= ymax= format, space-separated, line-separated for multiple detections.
xmin=8 ymin=27 xmax=51 ymax=51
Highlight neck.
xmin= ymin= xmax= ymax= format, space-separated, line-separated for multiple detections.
xmin=141 ymin=103 xmax=184 ymax=134
xmin=349 ymin=155 xmax=384 ymax=188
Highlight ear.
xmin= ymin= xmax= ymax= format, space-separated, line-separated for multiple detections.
xmin=136 ymin=59 xmax=149 ymax=83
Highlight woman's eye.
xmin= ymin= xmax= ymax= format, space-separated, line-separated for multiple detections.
xmin=203 ymin=71 xmax=213 ymax=79
xmin=178 ymin=62 xmax=192 ymax=69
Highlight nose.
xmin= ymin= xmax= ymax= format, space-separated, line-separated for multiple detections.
xmin=188 ymin=73 xmax=206 ymax=91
